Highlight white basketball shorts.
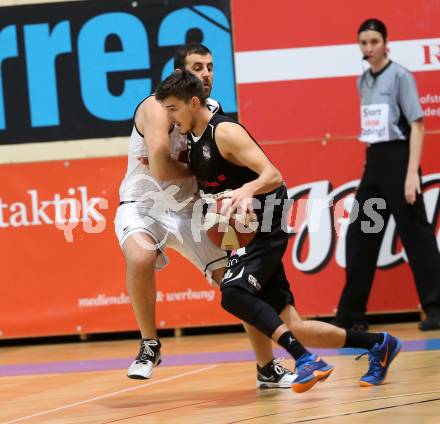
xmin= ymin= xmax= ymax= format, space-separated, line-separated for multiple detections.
xmin=114 ymin=200 xmax=227 ymax=284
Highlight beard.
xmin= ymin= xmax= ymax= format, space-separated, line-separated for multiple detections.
xmin=203 ymin=79 xmax=212 ymax=97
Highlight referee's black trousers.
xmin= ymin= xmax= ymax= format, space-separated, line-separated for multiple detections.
xmin=336 ymin=140 xmax=440 ymax=325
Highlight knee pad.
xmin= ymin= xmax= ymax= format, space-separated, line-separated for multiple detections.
xmin=221 ymin=286 xmax=283 ymax=338
xmin=221 ymin=286 xmax=249 ymax=318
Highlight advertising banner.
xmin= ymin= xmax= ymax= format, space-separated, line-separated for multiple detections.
xmin=232 ymin=0 xmax=440 ymax=141
xmin=0 ymin=0 xmax=235 ymax=144
xmin=1 ymin=0 xmax=440 ymax=337
xmin=264 ymin=135 xmax=440 ymax=316
xmin=1 ymin=144 xmax=439 ymax=337
xmin=0 ymin=157 xmax=238 ymax=338
xmin=230 ymin=0 xmax=440 ymax=315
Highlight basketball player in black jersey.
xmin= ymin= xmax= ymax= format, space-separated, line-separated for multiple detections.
xmin=154 ymin=70 xmax=402 ymax=391
xmin=119 ymin=43 xmax=296 ymax=388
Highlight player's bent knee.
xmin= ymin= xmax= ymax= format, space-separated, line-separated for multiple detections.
xmin=221 ymin=286 xmax=256 ymax=320
xmin=123 ymin=235 xmax=159 ymax=269
xmin=221 ymin=286 xmax=281 ymax=338
xmin=124 ymin=250 xmax=156 ymax=270
xmin=221 ymin=286 xmax=241 ymax=314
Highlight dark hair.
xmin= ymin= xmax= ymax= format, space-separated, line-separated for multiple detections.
xmin=155 ymin=70 xmax=206 ymax=105
xmin=358 ymin=18 xmax=387 ymax=41
xmin=173 ymin=43 xmax=212 ymax=69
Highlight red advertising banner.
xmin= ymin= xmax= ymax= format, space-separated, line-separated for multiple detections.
xmin=0 ymin=158 xmax=238 ymax=339
xmin=1 ymin=0 xmax=440 ymax=338
xmin=230 ymin=0 xmax=440 ymax=316
xmin=1 ymin=139 xmax=439 ymax=338
xmin=264 ymin=135 xmax=440 ymax=316
xmin=231 ymin=0 xmax=440 ymax=141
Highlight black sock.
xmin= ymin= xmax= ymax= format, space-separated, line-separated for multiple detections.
xmin=343 ymin=330 xmax=384 ymax=350
xmin=257 ymin=359 xmax=274 ymax=373
xmin=278 ymin=331 xmax=309 ymax=360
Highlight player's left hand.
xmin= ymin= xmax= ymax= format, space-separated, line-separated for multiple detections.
xmin=219 ymin=185 xmax=255 ymax=217
xmin=404 ymin=170 xmax=421 ymax=204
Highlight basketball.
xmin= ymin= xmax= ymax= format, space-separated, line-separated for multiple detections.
xmin=204 ymin=198 xmax=259 ymax=251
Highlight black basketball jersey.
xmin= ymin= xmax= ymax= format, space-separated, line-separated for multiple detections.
xmin=187 ymin=113 xmax=260 ymax=195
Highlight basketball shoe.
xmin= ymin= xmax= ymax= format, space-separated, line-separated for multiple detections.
xmin=291 ymin=353 xmax=334 ymax=393
xmin=127 ymin=339 xmax=162 ymax=379
xmin=358 ymin=332 xmax=401 ymax=386
xmin=257 ymin=358 xmax=297 ymax=388
xmin=419 ymin=311 xmax=440 ymax=331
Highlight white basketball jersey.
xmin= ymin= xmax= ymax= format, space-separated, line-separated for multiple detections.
xmin=119 ymin=97 xmax=221 ymax=203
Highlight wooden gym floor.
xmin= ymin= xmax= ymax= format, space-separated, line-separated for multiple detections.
xmin=1 ymin=323 xmax=439 ymax=424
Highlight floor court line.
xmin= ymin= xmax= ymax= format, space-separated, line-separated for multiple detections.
xmin=0 ymin=364 xmax=218 ymax=424
xmin=227 ymin=391 xmax=440 ymax=424
xmin=2 ymin=338 xmax=439 ymax=377
xmin=291 ymin=397 xmax=440 ymax=423
xmin=106 ymin=389 xmax=440 ymax=424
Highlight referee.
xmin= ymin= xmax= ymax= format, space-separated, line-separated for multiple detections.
xmin=335 ymin=18 xmax=440 ymax=331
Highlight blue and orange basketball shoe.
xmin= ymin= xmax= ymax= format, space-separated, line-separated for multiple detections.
xmin=358 ymin=332 xmax=402 ymax=387
xmin=291 ymin=353 xmax=334 ymax=393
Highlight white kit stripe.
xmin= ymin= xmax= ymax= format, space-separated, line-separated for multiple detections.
xmin=235 ymin=38 xmax=440 ymax=84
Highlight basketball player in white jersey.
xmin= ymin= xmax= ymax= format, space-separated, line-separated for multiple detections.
xmin=114 ymin=43 xmax=296 ymax=388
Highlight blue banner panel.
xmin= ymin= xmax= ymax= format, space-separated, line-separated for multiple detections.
xmin=0 ymin=0 xmax=236 ymax=144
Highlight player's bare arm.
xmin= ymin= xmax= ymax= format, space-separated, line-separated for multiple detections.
xmin=139 ymin=96 xmax=192 ymax=181
xmin=215 ymin=122 xmax=283 ymax=214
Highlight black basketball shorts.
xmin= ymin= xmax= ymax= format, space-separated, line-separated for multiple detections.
xmin=220 ymin=185 xmax=294 ymax=314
